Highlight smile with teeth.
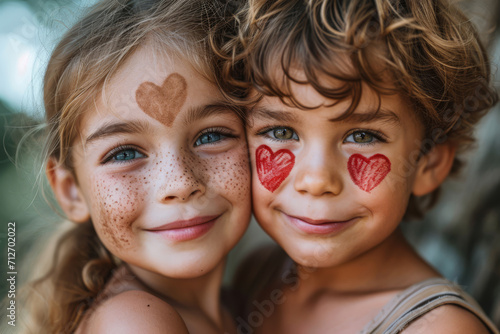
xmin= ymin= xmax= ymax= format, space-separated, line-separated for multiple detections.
xmin=282 ymin=211 xmax=358 ymax=235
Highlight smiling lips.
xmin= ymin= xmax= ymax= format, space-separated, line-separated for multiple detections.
xmin=147 ymin=215 xmax=220 ymax=241
xmin=283 ymin=212 xmax=357 ymax=235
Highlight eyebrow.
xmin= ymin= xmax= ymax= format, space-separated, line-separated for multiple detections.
xmin=85 ymin=121 xmax=151 ymax=146
xmin=251 ymin=106 xmax=400 ymax=125
xmin=250 ymin=107 xmax=299 ymax=123
xmin=337 ymin=108 xmax=401 ymax=125
xmin=183 ymin=103 xmax=242 ymax=125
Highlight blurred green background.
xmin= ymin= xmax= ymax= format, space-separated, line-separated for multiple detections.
xmin=0 ymin=0 xmax=499 ymax=329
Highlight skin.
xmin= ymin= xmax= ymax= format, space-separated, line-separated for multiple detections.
xmin=50 ymin=45 xmax=251 ymax=334
xmin=244 ymin=77 xmax=488 ymax=333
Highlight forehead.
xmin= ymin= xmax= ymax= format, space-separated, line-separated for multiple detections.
xmin=103 ymin=46 xmax=217 ymax=107
xmin=100 ymin=46 xmax=218 ymax=109
xmin=252 ymin=79 xmax=411 ymax=122
xmin=76 ymin=46 xmax=225 ymax=139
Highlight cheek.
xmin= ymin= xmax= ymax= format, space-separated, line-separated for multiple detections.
xmin=366 ymin=184 xmax=409 ymax=228
xmin=347 ymin=153 xmax=411 ymax=216
xmin=347 ymin=153 xmax=391 ymax=193
xmin=90 ymin=174 xmax=145 ymax=250
xmin=249 ymin=146 xmax=282 ymax=219
xmin=254 ymin=145 xmax=295 ymax=193
xmin=201 ymin=148 xmax=251 ymax=202
xmin=391 ymin=152 xmax=422 ymax=193
xmin=175 ymin=145 xmax=251 ymax=205
xmin=251 ymin=165 xmax=278 ymax=233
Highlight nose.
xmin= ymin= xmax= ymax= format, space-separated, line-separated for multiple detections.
xmin=156 ymin=153 xmax=206 ymax=203
xmin=293 ymin=147 xmax=342 ymax=196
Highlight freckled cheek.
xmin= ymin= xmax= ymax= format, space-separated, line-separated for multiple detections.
xmin=199 ymin=149 xmax=251 ymax=202
xmin=89 ymin=175 xmax=146 ymax=250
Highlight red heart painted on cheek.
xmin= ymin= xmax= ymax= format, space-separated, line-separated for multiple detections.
xmin=135 ymin=73 xmax=187 ymax=127
xmin=348 ymin=154 xmax=391 ymax=193
xmin=256 ymin=145 xmax=295 ymax=193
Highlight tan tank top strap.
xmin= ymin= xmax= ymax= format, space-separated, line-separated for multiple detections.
xmin=361 ymin=278 xmax=499 ymax=334
xmin=360 ymin=278 xmax=446 ymax=334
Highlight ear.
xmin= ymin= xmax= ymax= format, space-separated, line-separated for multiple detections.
xmin=412 ymin=143 xmax=456 ymax=196
xmin=46 ymin=158 xmax=90 ymax=223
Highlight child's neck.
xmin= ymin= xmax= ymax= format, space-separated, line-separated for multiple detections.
xmin=128 ymin=261 xmax=227 ymax=329
xmin=292 ymin=228 xmax=440 ymax=299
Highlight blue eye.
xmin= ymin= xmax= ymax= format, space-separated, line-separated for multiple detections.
xmin=113 ymin=149 xmax=145 ymax=161
xmin=103 ymin=146 xmax=146 ymax=164
xmin=344 ymin=130 xmax=384 ymax=144
xmin=194 ymin=132 xmax=226 ymax=147
xmin=261 ymin=127 xmax=299 ymax=141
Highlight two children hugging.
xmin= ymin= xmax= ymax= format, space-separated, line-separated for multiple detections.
xmin=15 ymin=0 xmax=499 ymax=333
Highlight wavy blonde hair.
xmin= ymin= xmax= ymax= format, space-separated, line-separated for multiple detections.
xmin=219 ymin=0 xmax=498 ymax=218
xmin=18 ymin=0 xmax=237 ymax=333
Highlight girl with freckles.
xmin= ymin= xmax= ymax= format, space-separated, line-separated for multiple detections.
xmin=220 ymin=0 xmax=500 ymax=333
xmin=19 ymin=0 xmax=251 ymax=333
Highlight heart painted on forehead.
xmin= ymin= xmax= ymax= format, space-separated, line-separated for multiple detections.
xmin=348 ymin=154 xmax=391 ymax=193
xmin=135 ymin=73 xmax=187 ymax=127
xmin=256 ymin=145 xmax=295 ymax=193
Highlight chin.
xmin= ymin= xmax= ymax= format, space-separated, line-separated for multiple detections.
xmin=286 ymin=238 xmax=349 ymax=269
xmin=291 ymin=253 xmax=332 ymax=269
xmin=159 ymin=252 xmax=226 ymax=279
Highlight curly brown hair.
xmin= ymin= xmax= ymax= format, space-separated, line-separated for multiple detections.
xmin=219 ymin=0 xmax=498 ymax=218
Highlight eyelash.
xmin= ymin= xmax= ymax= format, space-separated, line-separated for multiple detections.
xmin=194 ymin=127 xmax=238 ymax=147
xmin=101 ymin=144 xmax=146 ymax=164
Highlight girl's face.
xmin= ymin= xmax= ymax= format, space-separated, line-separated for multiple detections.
xmin=247 ymin=80 xmax=427 ymax=268
xmin=70 ymin=47 xmax=251 ymax=278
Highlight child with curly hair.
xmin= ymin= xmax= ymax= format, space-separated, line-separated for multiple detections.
xmin=222 ymin=0 xmax=500 ymax=332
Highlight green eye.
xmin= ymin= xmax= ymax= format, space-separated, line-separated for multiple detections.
xmin=262 ymin=127 xmax=299 ymax=141
xmin=353 ymin=131 xmax=373 ymax=143
xmin=273 ymin=128 xmax=295 ymax=140
xmin=344 ymin=131 xmax=381 ymax=144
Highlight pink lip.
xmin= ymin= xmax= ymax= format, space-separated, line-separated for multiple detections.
xmin=147 ymin=215 xmax=220 ymax=241
xmin=283 ymin=212 xmax=357 ymax=235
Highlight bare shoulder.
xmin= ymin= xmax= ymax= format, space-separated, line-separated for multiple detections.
xmin=86 ymin=290 xmax=188 ymax=334
xmin=404 ymin=304 xmax=490 ymax=334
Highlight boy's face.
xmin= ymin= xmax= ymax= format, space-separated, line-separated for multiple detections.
xmin=247 ymin=81 xmax=426 ymax=268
